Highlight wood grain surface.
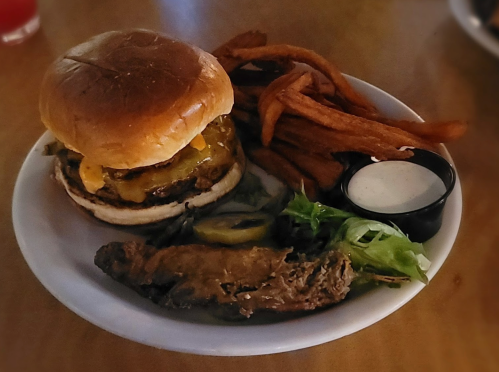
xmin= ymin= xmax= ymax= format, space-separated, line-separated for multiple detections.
xmin=1 ymin=0 xmax=498 ymax=371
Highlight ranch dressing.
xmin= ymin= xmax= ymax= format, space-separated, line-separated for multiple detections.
xmin=347 ymin=161 xmax=446 ymax=214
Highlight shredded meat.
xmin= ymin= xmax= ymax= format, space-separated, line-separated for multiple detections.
xmin=94 ymin=242 xmax=355 ymax=318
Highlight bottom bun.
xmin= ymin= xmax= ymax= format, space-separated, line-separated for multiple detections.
xmin=54 ymin=158 xmax=244 ymax=226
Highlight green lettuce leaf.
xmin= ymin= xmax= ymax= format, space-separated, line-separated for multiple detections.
xmin=330 ymin=217 xmax=430 ymax=284
xmin=280 ymin=191 xmax=431 ymax=284
xmin=281 ymin=191 xmax=356 ymax=235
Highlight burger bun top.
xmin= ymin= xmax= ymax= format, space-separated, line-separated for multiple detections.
xmin=39 ymin=29 xmax=234 ymax=169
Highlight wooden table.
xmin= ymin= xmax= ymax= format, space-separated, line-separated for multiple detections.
xmin=1 ymin=0 xmax=498 ymax=371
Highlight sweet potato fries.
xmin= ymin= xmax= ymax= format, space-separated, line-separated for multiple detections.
xmin=212 ymin=31 xmax=467 ymax=196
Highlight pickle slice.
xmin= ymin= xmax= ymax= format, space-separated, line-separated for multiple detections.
xmin=193 ymin=212 xmax=272 ymax=245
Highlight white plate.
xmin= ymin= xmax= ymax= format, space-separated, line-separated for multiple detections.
xmin=449 ymin=0 xmax=499 ymax=58
xmin=12 ymin=76 xmax=462 ymax=356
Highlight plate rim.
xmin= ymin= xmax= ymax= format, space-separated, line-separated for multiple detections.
xmin=449 ymin=0 xmax=499 ymax=58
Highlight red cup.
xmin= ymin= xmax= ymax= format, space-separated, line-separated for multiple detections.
xmin=0 ymin=0 xmax=40 ymax=45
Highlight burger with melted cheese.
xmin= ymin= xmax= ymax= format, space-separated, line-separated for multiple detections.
xmin=39 ymin=29 xmax=245 ymax=225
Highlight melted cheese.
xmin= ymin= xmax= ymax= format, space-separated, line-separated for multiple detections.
xmin=107 ymin=118 xmax=235 ymax=203
xmin=76 ymin=116 xmax=235 ymax=202
xmin=189 ymin=133 xmax=206 ymax=151
xmin=79 ymin=157 xmax=105 ymax=194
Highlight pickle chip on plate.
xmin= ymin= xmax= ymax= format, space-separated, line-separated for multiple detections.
xmin=193 ymin=212 xmax=273 ymax=245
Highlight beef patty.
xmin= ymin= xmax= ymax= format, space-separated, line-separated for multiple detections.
xmin=54 ymin=116 xmax=243 ymax=209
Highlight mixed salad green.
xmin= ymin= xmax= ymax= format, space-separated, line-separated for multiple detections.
xmin=282 ymin=191 xmax=430 ymax=283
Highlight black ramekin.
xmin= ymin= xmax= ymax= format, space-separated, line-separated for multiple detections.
xmin=341 ymin=149 xmax=456 ymax=243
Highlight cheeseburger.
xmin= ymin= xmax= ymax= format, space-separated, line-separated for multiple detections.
xmin=39 ymin=29 xmax=245 ymax=225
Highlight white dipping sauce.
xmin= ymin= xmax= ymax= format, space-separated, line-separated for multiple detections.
xmin=347 ymin=161 xmax=447 ymax=214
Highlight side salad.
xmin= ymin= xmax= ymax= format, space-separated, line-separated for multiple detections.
xmin=281 ymin=190 xmax=430 ymax=284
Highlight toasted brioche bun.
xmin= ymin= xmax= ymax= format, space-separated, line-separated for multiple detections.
xmin=40 ymin=29 xmax=234 ymax=169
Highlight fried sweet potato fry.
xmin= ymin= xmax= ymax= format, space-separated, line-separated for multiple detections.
xmin=311 ymin=73 xmax=336 ymax=97
xmin=277 ymin=89 xmax=437 ymax=152
xmin=259 ymin=71 xmax=314 ymax=146
xmin=252 ymin=58 xmax=295 ymax=73
xmin=247 ymin=146 xmax=318 ymax=199
xmin=380 ymin=119 xmax=467 ymax=143
xmin=230 ymin=44 xmax=377 ymax=112
xmin=322 ymin=94 xmax=466 ymax=143
xmin=271 ymin=141 xmax=344 ymax=190
xmin=256 ymin=72 xmax=299 ymax=136
xmin=274 ymin=116 xmax=414 ymax=160
xmin=341 ymin=104 xmax=467 ymax=143
xmin=212 ymin=31 xmax=268 ymax=73
xmin=258 ymin=71 xmax=298 ymax=107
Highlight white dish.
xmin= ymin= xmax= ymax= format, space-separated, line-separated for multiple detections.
xmin=449 ymin=0 xmax=499 ymax=58
xmin=12 ymin=76 xmax=462 ymax=356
